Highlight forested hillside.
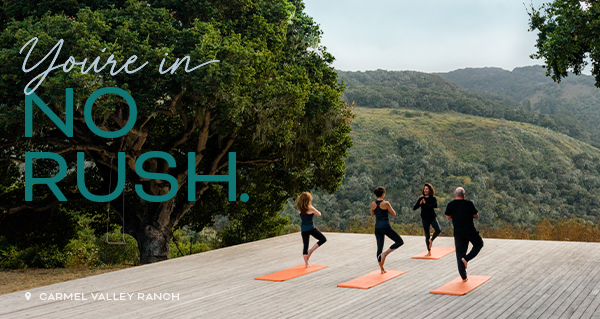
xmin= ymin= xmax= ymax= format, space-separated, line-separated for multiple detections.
xmin=281 ymin=108 xmax=600 ymax=232
xmin=435 ymin=66 xmax=600 ymax=147
xmin=337 ymin=69 xmax=591 ymax=147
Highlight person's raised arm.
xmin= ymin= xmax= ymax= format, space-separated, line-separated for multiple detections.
xmin=413 ymin=198 xmax=421 ymax=210
xmin=370 ymin=202 xmax=376 ymax=216
xmin=385 ymin=201 xmax=397 ymax=216
xmin=427 ymin=197 xmax=438 ymax=208
xmin=309 ymin=205 xmax=322 ymax=216
xmin=413 ymin=197 xmax=422 ymax=210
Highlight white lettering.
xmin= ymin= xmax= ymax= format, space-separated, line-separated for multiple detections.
xmin=19 ymin=37 xmax=217 ymax=95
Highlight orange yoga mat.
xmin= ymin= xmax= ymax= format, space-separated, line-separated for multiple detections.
xmin=255 ymin=264 xmax=328 ymax=281
xmin=430 ymin=275 xmax=492 ymax=295
xmin=337 ymin=270 xmax=406 ymax=289
xmin=412 ymin=246 xmax=456 ymax=260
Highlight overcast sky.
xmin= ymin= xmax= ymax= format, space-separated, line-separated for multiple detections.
xmin=303 ymin=0 xmax=552 ymax=73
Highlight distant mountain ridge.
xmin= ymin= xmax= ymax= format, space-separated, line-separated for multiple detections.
xmin=434 ymin=66 xmax=600 ymax=146
xmin=337 ymin=69 xmax=590 ymax=147
xmin=434 ymin=65 xmax=596 ymax=104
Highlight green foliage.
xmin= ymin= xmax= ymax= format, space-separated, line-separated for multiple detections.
xmin=528 ymin=0 xmax=600 ymax=87
xmin=0 ymin=212 xmax=140 ymax=269
xmin=169 ymin=226 xmax=220 ymax=258
xmin=482 ymin=217 xmax=600 ymax=242
xmin=0 ymin=208 xmax=77 ymax=258
xmin=337 ymin=69 xmax=585 ymax=145
xmin=219 ymin=210 xmax=288 ymax=246
xmin=282 ymin=108 xmax=600 ymax=232
xmin=0 ymin=0 xmax=352 ymax=263
xmin=0 ymin=241 xmax=65 ymax=269
xmin=64 ymin=221 xmax=102 ymax=267
xmin=95 ymin=227 xmax=139 ymax=266
xmin=436 ymin=66 xmax=600 ymax=148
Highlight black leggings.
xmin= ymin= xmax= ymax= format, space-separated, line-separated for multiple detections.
xmin=422 ymin=218 xmax=441 ymax=251
xmin=454 ymin=232 xmax=484 ymax=280
xmin=375 ymin=227 xmax=404 ymax=262
xmin=302 ymin=228 xmax=327 ymax=255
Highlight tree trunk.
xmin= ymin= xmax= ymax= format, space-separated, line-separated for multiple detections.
xmin=124 ymin=198 xmax=176 ymax=264
xmin=131 ymin=224 xmax=172 ymax=264
xmin=120 ymin=192 xmax=182 ymax=264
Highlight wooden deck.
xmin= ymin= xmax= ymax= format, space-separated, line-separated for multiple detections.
xmin=1 ymin=233 xmax=600 ymax=318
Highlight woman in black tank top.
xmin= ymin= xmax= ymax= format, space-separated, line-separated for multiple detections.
xmin=297 ymin=192 xmax=327 ymax=268
xmin=413 ymin=183 xmax=441 ymax=256
xmin=371 ymin=186 xmax=404 ymax=274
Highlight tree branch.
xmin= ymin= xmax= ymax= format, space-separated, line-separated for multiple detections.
xmin=0 ymin=193 xmax=88 ymax=214
xmin=216 ymin=158 xmax=280 ymax=171
xmin=169 ymin=132 xmax=237 ymax=228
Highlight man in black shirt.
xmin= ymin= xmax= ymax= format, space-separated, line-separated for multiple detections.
xmin=445 ymin=187 xmax=484 ymax=282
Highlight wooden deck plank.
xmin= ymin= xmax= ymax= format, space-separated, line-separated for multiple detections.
xmin=1 ymin=233 xmax=599 ymax=318
xmin=368 ymin=237 xmax=516 ymax=319
xmin=499 ymin=243 xmax=580 ymax=319
xmin=540 ymin=243 xmax=600 ymax=318
xmin=580 ymin=288 xmax=600 ymax=319
xmin=335 ymin=236 xmax=458 ymax=318
xmin=436 ymin=239 xmax=551 ymax=319
xmin=462 ymin=240 xmax=568 ymax=319
xmin=413 ymin=238 xmax=527 ymax=319
xmin=567 ymin=276 xmax=600 ymax=319
xmin=505 ymin=244 xmax=587 ymax=318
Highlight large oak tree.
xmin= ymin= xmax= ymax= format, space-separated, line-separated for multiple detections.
xmin=0 ymin=0 xmax=353 ymax=263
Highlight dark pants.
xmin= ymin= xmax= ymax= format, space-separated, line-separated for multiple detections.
xmin=375 ymin=227 xmax=404 ymax=262
xmin=454 ymin=231 xmax=484 ymax=280
xmin=301 ymin=228 xmax=327 ymax=255
xmin=422 ymin=218 xmax=441 ymax=251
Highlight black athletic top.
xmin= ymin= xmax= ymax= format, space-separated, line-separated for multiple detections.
xmin=374 ymin=200 xmax=391 ymax=229
xmin=444 ymin=199 xmax=478 ymax=236
xmin=300 ymin=213 xmax=315 ymax=232
xmin=413 ymin=196 xmax=438 ymax=220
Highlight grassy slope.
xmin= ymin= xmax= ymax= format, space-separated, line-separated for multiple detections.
xmin=282 ymin=107 xmax=600 ymax=232
xmin=352 ymin=107 xmax=597 ymax=168
xmin=337 ymin=69 xmax=589 ymax=148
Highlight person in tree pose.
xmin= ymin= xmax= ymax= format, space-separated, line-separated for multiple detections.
xmin=413 ymin=183 xmax=441 ymax=256
xmin=296 ymin=192 xmax=327 ymax=268
xmin=445 ymin=187 xmax=484 ymax=282
xmin=371 ymin=186 xmax=404 ymax=274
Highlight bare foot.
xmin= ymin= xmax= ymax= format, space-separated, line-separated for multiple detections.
xmin=379 ymin=261 xmax=386 ymax=274
xmin=426 ymin=250 xmax=431 ymax=257
xmin=378 ymin=252 xmax=388 ymax=274
xmin=428 ymin=238 xmax=433 ymax=251
xmin=303 ymin=254 xmax=309 ymax=267
xmin=462 ymin=258 xmax=468 ymax=270
xmin=462 ymin=277 xmax=468 ymax=282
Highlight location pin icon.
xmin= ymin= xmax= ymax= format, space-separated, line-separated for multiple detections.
xmin=25 ymin=292 xmax=31 ymax=301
